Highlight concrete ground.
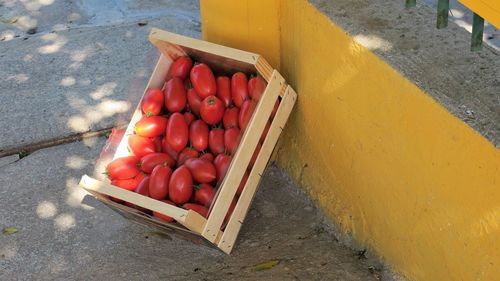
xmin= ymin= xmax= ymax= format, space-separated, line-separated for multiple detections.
xmin=0 ymin=1 xmax=391 ymax=280
xmin=0 ymin=138 xmax=384 ymax=281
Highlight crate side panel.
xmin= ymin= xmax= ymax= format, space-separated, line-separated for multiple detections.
xmin=202 ymin=71 xmax=285 ymax=242
xmin=218 ymin=86 xmax=297 ymax=253
xmin=149 ymin=28 xmax=258 ymax=76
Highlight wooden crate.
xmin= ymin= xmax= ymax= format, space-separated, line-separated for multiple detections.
xmin=79 ymin=28 xmax=297 ymax=254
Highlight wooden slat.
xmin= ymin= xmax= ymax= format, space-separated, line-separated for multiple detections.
xmin=80 ymin=175 xmax=188 ymax=221
xmin=149 ymin=28 xmax=258 ymax=75
xmin=113 ymin=54 xmax=172 ymax=159
xmin=202 ymin=71 xmax=286 ymax=242
xmin=81 ymin=175 xmax=208 ymax=235
xmin=100 ymin=198 xmax=217 ymax=247
xmin=217 ymin=86 xmax=297 ymax=254
xmin=255 ymin=56 xmax=274 ymax=82
xmin=101 ymin=197 xmax=199 ymax=235
xmin=183 ymin=209 xmax=209 ymax=234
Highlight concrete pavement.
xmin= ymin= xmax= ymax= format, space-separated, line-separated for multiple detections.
xmin=0 ymin=0 xmax=200 ymax=154
xmin=0 ymin=137 xmax=382 ymax=280
xmin=0 ymin=17 xmax=199 ymax=154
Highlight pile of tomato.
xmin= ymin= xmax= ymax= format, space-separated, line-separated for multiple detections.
xmin=105 ymin=56 xmax=278 ymax=226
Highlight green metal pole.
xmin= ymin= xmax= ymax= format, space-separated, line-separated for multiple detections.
xmin=471 ymin=13 xmax=484 ymax=51
xmin=437 ymin=0 xmax=449 ymax=29
xmin=406 ymin=0 xmax=416 ymax=8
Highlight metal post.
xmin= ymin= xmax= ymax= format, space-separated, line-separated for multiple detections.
xmin=471 ymin=13 xmax=484 ymax=51
xmin=437 ymin=0 xmax=449 ymax=29
xmin=406 ymin=0 xmax=416 ymax=8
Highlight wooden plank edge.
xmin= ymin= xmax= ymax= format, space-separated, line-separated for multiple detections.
xmin=255 ymin=56 xmax=274 ymax=81
xmin=182 ymin=210 xmax=209 ymax=235
xmin=217 ymin=86 xmax=297 ymax=253
xmin=99 ymin=197 xmax=201 ymax=235
xmin=202 ymin=71 xmax=285 ymax=242
xmin=149 ymin=28 xmax=259 ymax=65
xmin=79 ymin=175 xmax=188 ymax=222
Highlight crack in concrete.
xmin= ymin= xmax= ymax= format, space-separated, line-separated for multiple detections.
xmin=0 ymin=124 xmax=125 ymax=159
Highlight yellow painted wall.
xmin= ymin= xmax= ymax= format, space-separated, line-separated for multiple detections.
xmin=200 ymin=1 xmax=500 ymax=280
xmin=459 ymin=0 xmax=500 ymax=28
xmin=199 ymin=0 xmax=281 ymax=69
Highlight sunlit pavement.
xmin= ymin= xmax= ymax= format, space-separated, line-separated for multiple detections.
xmin=0 ymin=136 xmax=383 ymax=280
xmin=0 ymin=1 xmax=385 ymax=280
xmin=0 ymin=1 xmax=200 ymax=154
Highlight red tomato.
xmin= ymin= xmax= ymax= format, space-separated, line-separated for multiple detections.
xmin=177 ymin=147 xmax=199 ymax=165
xmin=260 ymin=121 xmax=271 ymax=143
xmin=224 ymin=127 xmax=241 ymax=155
xmin=107 ymin=156 xmax=140 ymax=180
xmin=190 ymin=63 xmax=216 ymax=99
xmin=200 ymin=152 xmax=214 ymax=162
xmin=169 ymin=166 xmax=193 ymax=205
xmin=236 ymin=171 xmax=249 ymax=196
xmin=216 ymin=76 xmax=232 ymax=107
xmin=184 ymin=112 xmax=196 ymax=126
xmin=214 ymin=154 xmax=231 ymax=182
xmin=183 ymin=203 xmax=209 ymax=218
xmin=249 ymin=142 xmax=261 ymax=170
xmin=128 ymin=135 xmax=157 ymax=158
xmin=247 ymin=76 xmax=256 ymax=96
xmin=200 ymin=96 xmax=224 ymax=125
xmin=111 ymin=172 xmax=145 ymax=191
xmin=271 ymin=100 xmax=279 ymax=120
xmin=134 ymin=116 xmax=167 ymax=138
xmin=239 ymin=100 xmax=256 ymax=131
xmin=185 ymin=158 xmax=216 ymax=183
xmin=134 ymin=175 xmax=150 ymax=196
xmin=149 ymin=165 xmax=172 ymax=200
xmin=231 ymin=72 xmax=248 ymax=107
xmin=189 ymin=120 xmax=209 ymax=151
xmin=209 ymin=128 xmax=225 ymax=155
xmin=187 ymin=88 xmax=202 ymax=116
xmin=167 ymin=56 xmax=193 ymax=80
xmin=184 ymin=78 xmax=192 ymax=90
xmin=162 ymin=137 xmax=179 ymax=160
xmin=223 ymin=107 xmax=239 ymax=129
xmin=248 ymin=76 xmax=266 ymax=101
xmin=141 ymin=88 xmax=164 ymax=116
xmin=152 ymin=136 xmax=163 ymax=152
xmin=194 ymin=184 xmax=216 ymax=207
xmin=166 ymin=112 xmax=188 ymax=151
xmin=153 ymin=200 xmax=176 ymax=222
xmin=139 ymin=153 xmax=176 ymax=173
xmin=164 ymin=77 xmax=187 ymax=112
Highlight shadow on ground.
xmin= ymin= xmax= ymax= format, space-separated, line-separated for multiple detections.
xmin=0 ymin=136 xmax=380 ymax=281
